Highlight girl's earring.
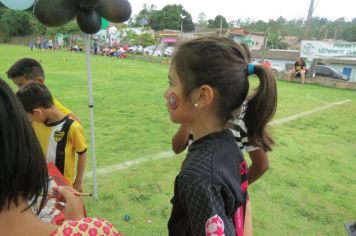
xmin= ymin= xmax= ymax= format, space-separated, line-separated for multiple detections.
xmin=194 ymin=103 xmax=198 ymax=108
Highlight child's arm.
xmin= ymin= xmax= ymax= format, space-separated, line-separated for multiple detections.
xmin=182 ymin=185 xmax=239 ymax=235
xmin=73 ymin=152 xmax=87 ymax=193
xmin=247 ymin=148 xmax=269 ymax=185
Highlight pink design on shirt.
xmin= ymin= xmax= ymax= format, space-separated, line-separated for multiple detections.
xmin=62 ymin=226 xmax=73 ymax=236
xmin=69 ymin=221 xmax=79 ymax=227
xmin=83 ymin=218 xmax=93 ymax=223
xmin=79 ymin=223 xmax=89 ymax=231
xmin=88 ymin=228 xmax=98 ymax=236
xmin=206 ymin=215 xmax=225 ymax=236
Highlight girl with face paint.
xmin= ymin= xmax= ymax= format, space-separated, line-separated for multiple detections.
xmin=164 ymin=37 xmax=277 ymax=236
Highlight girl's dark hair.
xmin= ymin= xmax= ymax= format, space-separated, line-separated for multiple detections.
xmin=16 ymin=83 xmax=53 ymax=113
xmin=0 ymin=79 xmax=49 ymax=214
xmin=173 ymin=37 xmax=277 ymax=151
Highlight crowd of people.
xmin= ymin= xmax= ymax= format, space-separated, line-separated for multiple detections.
xmin=1 ymin=36 xmax=278 ymax=235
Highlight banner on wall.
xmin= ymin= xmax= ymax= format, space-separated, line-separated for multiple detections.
xmin=301 ymin=40 xmax=356 ymax=59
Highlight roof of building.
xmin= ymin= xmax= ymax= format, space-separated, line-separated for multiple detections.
xmin=321 ymin=59 xmax=356 ymax=65
xmin=251 ymin=49 xmax=299 ymax=60
xmin=251 ymin=49 xmax=356 ymax=65
xmin=155 ymin=30 xmax=180 ymax=38
xmin=229 ymin=28 xmax=264 ymax=36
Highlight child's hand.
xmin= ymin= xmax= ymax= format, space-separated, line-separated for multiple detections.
xmin=73 ymin=181 xmax=83 ymax=193
xmin=50 ymin=186 xmax=85 ymax=220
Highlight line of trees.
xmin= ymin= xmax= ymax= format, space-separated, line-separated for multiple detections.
xmin=0 ymin=6 xmax=82 ymax=42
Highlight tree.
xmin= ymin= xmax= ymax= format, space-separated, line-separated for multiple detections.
xmin=196 ymin=13 xmax=208 ymax=29
xmin=342 ymin=25 xmax=356 ymax=42
xmin=132 ymin=4 xmax=156 ymax=27
xmin=149 ymin=10 xmax=165 ymax=31
xmin=267 ymin=32 xmax=288 ymax=49
xmin=120 ymin=29 xmax=156 ymax=47
xmin=207 ymin=15 xmax=228 ymax=28
xmin=148 ymin=4 xmax=194 ymax=32
xmin=0 ymin=8 xmax=34 ymax=41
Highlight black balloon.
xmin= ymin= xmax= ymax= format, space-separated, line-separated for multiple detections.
xmin=77 ymin=9 xmax=102 ymax=34
xmin=75 ymin=0 xmax=101 ymax=9
xmin=34 ymin=0 xmax=78 ymax=27
xmin=96 ymin=0 xmax=131 ymax=23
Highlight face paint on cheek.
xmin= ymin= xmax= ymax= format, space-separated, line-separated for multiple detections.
xmin=168 ymin=92 xmax=180 ymax=110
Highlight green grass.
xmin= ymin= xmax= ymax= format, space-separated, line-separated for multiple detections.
xmin=1 ymin=44 xmax=355 ymax=235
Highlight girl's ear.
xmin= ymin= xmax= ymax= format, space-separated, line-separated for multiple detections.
xmin=193 ymin=84 xmax=214 ymax=108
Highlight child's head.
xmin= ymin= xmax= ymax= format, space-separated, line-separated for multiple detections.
xmin=0 ymin=78 xmax=49 ymax=214
xmin=166 ymin=36 xmax=277 ymax=150
xmin=7 ymin=58 xmax=45 ymax=88
xmin=16 ymin=83 xmax=53 ymax=123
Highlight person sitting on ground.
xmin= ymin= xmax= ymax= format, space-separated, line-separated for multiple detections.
xmin=7 ymin=58 xmax=81 ymax=123
xmin=288 ymin=57 xmax=307 ymax=84
xmin=0 ymin=78 xmax=122 ymax=236
xmin=17 ymin=83 xmax=87 ymax=193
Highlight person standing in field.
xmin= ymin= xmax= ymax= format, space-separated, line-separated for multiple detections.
xmin=171 ymin=43 xmax=271 ymax=235
xmin=164 ymin=37 xmax=277 ymax=235
xmin=16 ymin=83 xmax=87 ymax=192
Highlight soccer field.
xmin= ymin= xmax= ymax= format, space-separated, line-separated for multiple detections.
xmin=1 ymin=44 xmax=355 ymax=235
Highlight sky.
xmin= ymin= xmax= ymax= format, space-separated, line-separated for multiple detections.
xmin=130 ymin=0 xmax=355 ymax=22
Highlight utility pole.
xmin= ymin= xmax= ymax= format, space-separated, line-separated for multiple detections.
xmin=261 ymin=27 xmax=271 ymax=63
xmin=219 ymin=18 xmax=223 ymax=37
xmin=304 ymin=0 xmax=314 ymax=40
xmin=304 ymin=0 xmax=316 ymax=78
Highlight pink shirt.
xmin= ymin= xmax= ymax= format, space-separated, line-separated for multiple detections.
xmin=50 ymin=217 xmax=122 ymax=236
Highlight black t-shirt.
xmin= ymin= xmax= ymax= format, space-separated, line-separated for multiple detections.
xmin=168 ymin=129 xmax=248 ymax=236
xmin=294 ymin=61 xmax=306 ymax=72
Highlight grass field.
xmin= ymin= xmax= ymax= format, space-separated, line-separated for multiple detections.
xmin=1 ymin=44 xmax=355 ymax=235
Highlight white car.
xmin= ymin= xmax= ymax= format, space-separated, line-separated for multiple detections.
xmin=151 ymin=49 xmax=162 ymax=57
xmin=271 ymin=64 xmax=286 ymax=73
xmin=255 ymin=60 xmax=286 ymax=73
xmin=164 ymin=47 xmax=174 ymax=57
xmin=144 ymin=46 xmax=155 ymax=55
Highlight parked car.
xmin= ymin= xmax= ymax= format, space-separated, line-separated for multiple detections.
xmin=128 ymin=45 xmax=143 ymax=54
xmin=310 ymin=65 xmax=349 ymax=81
xmin=164 ymin=46 xmax=174 ymax=57
xmin=144 ymin=46 xmax=162 ymax=56
xmin=151 ymin=49 xmax=162 ymax=57
xmin=143 ymin=46 xmax=155 ymax=55
xmin=264 ymin=60 xmax=286 ymax=73
xmin=128 ymin=46 xmax=137 ymax=53
xmin=253 ymin=60 xmax=286 ymax=73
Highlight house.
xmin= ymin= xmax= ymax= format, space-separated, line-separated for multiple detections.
xmin=191 ymin=28 xmax=229 ymax=38
xmin=155 ymin=30 xmax=180 ymax=48
xmin=228 ymin=28 xmax=264 ymax=50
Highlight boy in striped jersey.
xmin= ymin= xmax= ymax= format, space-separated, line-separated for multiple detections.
xmin=17 ymin=83 xmax=87 ymax=192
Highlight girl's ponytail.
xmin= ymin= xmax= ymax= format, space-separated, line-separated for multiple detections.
xmin=244 ymin=64 xmax=277 ymax=151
